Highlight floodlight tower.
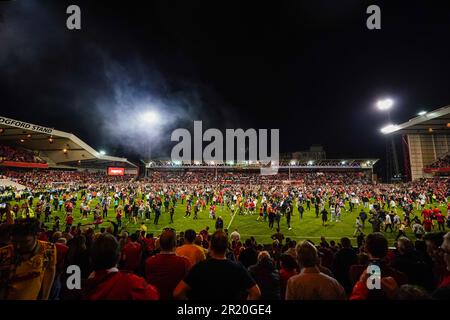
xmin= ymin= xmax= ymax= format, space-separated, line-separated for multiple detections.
xmin=377 ymin=98 xmax=400 ymax=182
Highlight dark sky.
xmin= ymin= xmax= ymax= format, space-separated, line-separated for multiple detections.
xmin=1 ymin=0 xmax=450 ymax=172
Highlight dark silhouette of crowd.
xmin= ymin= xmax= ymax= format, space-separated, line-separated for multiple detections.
xmin=1 ymin=218 xmax=449 ymax=300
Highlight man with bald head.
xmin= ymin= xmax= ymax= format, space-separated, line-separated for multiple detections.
xmin=286 ymin=240 xmax=346 ymax=300
xmin=145 ymin=228 xmax=191 ymax=300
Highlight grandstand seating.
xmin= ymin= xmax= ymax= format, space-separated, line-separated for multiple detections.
xmin=0 ymin=145 xmax=46 ymax=164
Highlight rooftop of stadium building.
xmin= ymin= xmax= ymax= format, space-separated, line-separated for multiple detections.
xmin=0 ymin=116 xmax=137 ymax=171
xmin=381 ymin=105 xmax=450 ymax=135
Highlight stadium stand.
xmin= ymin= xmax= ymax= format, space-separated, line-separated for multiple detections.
xmin=426 ymin=153 xmax=450 ymax=169
xmin=0 ymin=114 xmax=450 ymax=301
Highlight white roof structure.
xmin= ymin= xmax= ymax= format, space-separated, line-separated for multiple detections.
xmin=145 ymin=158 xmax=378 ymax=169
xmin=382 ymin=105 xmax=450 ymax=135
xmin=0 ymin=116 xmax=136 ymax=169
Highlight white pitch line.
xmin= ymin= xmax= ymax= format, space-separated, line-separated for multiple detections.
xmin=226 ymin=211 xmax=237 ymax=230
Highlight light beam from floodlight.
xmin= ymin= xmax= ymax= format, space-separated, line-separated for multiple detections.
xmin=142 ymin=111 xmax=160 ymax=124
xmin=99 ymin=150 xmax=106 ymax=155
xmin=380 ymin=124 xmax=398 ymax=134
xmin=418 ymin=111 xmax=427 ymax=116
xmin=376 ymin=98 xmax=394 ymax=111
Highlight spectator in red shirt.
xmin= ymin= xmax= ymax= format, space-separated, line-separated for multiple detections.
xmin=143 ymin=233 xmax=156 ymax=255
xmin=435 ymin=213 xmax=446 ymax=231
xmin=424 ymin=232 xmax=449 ymax=287
xmin=66 ymin=214 xmax=74 ymax=228
xmin=423 ymin=218 xmax=434 ymax=233
xmin=38 ymin=228 xmax=49 ymax=242
xmin=349 ymin=232 xmax=407 ymax=299
xmin=421 ymin=208 xmax=431 ymax=219
xmin=145 ymin=229 xmax=191 ymax=299
xmin=433 ymin=207 xmax=441 ymax=216
xmin=83 ymin=233 xmax=159 ymax=300
xmin=120 ymin=233 xmax=142 ymax=273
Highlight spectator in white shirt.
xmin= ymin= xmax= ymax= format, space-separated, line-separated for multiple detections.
xmin=286 ymin=241 xmax=346 ymax=300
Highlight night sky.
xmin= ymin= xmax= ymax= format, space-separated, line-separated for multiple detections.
xmin=1 ymin=0 xmax=450 ymax=173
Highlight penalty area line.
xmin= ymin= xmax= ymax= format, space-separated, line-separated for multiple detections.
xmin=226 ymin=211 xmax=237 ymax=230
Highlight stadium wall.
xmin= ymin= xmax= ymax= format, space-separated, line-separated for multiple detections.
xmin=406 ymin=133 xmax=450 ymax=180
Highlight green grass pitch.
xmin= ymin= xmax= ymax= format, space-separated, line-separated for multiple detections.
xmin=12 ymin=192 xmax=449 ymax=246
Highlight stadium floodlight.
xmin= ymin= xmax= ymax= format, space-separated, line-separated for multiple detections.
xmin=290 ymin=160 xmax=296 ymax=166
xmin=307 ymin=160 xmax=314 ymax=166
xmin=380 ymin=124 xmax=398 ymax=134
xmin=142 ymin=110 xmax=160 ymax=124
xmin=194 ymin=160 xmax=200 ymax=165
xmin=341 ymin=161 xmax=346 ymax=165
xmin=376 ymin=98 xmax=394 ymax=111
xmin=418 ymin=111 xmax=427 ymax=116
xmin=173 ymin=160 xmax=181 ymax=165
xmin=210 ymin=161 xmax=215 ymax=165
xmin=227 ymin=160 xmax=234 ymax=165
xmin=99 ymin=150 xmax=106 ymax=155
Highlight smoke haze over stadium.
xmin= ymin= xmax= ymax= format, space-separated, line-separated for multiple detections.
xmin=1 ymin=0 xmax=450 ymax=169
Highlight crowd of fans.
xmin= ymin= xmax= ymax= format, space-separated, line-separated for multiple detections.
xmin=144 ymin=170 xmax=371 ymax=185
xmin=0 ymin=218 xmax=449 ymax=300
xmin=427 ymin=154 xmax=450 ymax=169
xmin=0 ymin=145 xmax=46 ymax=164
xmin=0 ymin=168 xmax=450 ymax=300
xmin=1 ymin=169 xmax=133 ymax=190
